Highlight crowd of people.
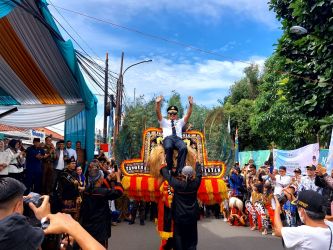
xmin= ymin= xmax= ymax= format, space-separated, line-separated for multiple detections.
xmin=0 ymin=137 xmax=126 ymax=249
xmin=1 ymin=107 xmax=332 ymax=250
xmin=222 ymin=159 xmax=333 ymax=245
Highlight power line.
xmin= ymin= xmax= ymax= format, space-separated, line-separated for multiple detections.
xmin=52 ymin=4 xmax=246 ymax=63
xmin=48 ymin=0 xmax=104 ymax=63
xmin=52 ymin=4 xmax=321 ymax=84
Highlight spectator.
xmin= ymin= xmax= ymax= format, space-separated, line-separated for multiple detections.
xmin=0 ymin=177 xmax=105 ymax=250
xmin=97 ymin=149 xmax=107 ymax=163
xmin=7 ymin=139 xmax=26 ymax=183
xmin=66 ymin=140 xmax=77 ymax=161
xmin=0 ymin=177 xmax=49 ymax=249
xmin=292 ymin=168 xmax=302 ymax=188
xmin=160 ymin=164 xmax=202 ymax=250
xmin=298 ymin=165 xmax=322 ymax=193
xmin=273 ymin=190 xmax=333 ymax=249
xmin=282 ymin=185 xmax=297 ymax=227
xmin=53 ymin=140 xmax=69 ymax=188
xmin=264 ymin=161 xmax=273 ymax=174
xmin=54 ymin=158 xmax=81 ymax=220
xmin=42 ymin=136 xmax=56 ymax=194
xmin=76 ymin=141 xmax=86 ymax=168
xmin=271 ymin=166 xmax=291 ymax=196
xmin=25 ymin=138 xmax=45 ymax=194
xmin=229 ymin=166 xmax=244 ymax=199
xmin=76 ymin=165 xmax=86 ymax=188
xmin=0 ymin=140 xmax=11 ymax=178
xmin=315 ymin=165 xmax=333 ymax=221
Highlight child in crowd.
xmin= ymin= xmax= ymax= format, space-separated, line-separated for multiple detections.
xmin=282 ymin=185 xmax=297 ymax=227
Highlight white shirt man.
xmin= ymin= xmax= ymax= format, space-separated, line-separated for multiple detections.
xmin=66 ymin=141 xmax=77 ymax=161
xmin=274 ymin=190 xmax=333 ymax=250
xmin=273 ymin=166 xmax=292 ymax=195
xmin=159 ymin=117 xmax=185 ymax=138
xmin=298 ymin=165 xmax=322 ymax=194
xmin=155 ymin=96 xmax=193 ymax=174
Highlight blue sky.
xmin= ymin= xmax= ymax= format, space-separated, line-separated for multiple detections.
xmin=48 ymin=0 xmax=282 ymax=130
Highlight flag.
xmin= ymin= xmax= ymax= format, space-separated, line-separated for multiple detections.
xmin=227 ymin=115 xmax=231 ymax=134
xmin=327 ymin=128 xmax=333 ymax=172
xmin=234 ymin=127 xmax=239 ymax=163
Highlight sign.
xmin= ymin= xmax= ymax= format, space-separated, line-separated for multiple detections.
xmin=327 ymin=129 xmax=333 ymax=172
xmin=319 ymin=149 xmax=329 ymax=167
xmin=239 ymin=150 xmax=270 ymax=168
xmin=30 ymin=129 xmax=45 ymax=142
xmin=273 ymin=143 xmax=319 ymax=175
xmin=124 ymin=162 xmax=150 ymax=175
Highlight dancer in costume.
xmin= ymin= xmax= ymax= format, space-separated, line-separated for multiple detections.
xmin=249 ymin=183 xmax=263 ymax=230
xmin=261 ymin=183 xmax=274 ymax=235
xmin=160 ymin=164 xmax=202 ymax=250
xmin=155 ymin=95 xmax=193 ymax=174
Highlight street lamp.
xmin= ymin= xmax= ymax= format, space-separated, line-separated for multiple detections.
xmin=123 ymin=59 xmax=153 ymax=76
xmin=113 ymin=54 xmax=152 ymax=152
xmin=290 ymin=26 xmax=308 ymax=35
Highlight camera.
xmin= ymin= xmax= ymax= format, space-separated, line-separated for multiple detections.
xmin=275 ymin=193 xmax=287 ymax=204
xmin=23 ymin=192 xmax=43 ymax=207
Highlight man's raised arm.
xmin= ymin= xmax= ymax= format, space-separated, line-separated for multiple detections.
xmin=184 ymin=96 xmax=193 ymax=123
xmin=155 ymin=95 xmax=163 ymax=122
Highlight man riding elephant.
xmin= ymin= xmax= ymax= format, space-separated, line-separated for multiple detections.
xmin=155 ymin=95 xmax=193 ymax=175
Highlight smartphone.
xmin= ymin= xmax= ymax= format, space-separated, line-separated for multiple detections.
xmin=114 ymin=165 xmax=118 ymax=172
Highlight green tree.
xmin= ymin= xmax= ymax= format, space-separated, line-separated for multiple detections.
xmin=269 ymin=0 xmax=333 ymax=134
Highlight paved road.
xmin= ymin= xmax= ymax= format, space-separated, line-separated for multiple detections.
xmin=109 ymin=218 xmax=285 ymax=250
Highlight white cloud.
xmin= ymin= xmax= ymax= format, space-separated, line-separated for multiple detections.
xmin=50 ymin=0 xmax=278 ymax=28
xmin=104 ymin=54 xmax=266 ymax=105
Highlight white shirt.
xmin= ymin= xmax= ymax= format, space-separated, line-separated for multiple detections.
xmin=66 ymin=148 xmax=77 ymax=161
xmin=7 ymin=148 xmax=25 ymax=174
xmin=159 ymin=118 xmax=185 ymax=138
xmin=281 ymin=220 xmax=333 ymax=250
xmin=56 ymin=150 xmax=65 ymax=170
xmin=274 ymin=174 xmax=292 ymax=195
xmin=299 ymin=176 xmax=322 ymax=193
xmin=0 ymin=150 xmax=11 ymax=175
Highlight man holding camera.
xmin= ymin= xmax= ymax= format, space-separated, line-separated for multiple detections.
xmin=273 ymin=190 xmax=333 ymax=249
xmin=0 ymin=177 xmax=105 ymax=250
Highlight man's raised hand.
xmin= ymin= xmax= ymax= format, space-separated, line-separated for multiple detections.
xmin=156 ymin=96 xmax=163 ymax=103
xmin=188 ymin=96 xmax=194 ymax=104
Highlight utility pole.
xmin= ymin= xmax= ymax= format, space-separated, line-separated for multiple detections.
xmin=103 ymin=52 xmax=109 ymax=143
xmin=134 ymin=88 xmax=136 ymax=106
xmin=113 ymin=52 xmax=124 ymax=151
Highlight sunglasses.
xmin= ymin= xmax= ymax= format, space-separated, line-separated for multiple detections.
xmin=168 ymin=112 xmax=178 ymax=115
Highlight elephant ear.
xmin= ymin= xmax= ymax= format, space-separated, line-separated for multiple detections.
xmin=148 ymin=145 xmax=165 ymax=178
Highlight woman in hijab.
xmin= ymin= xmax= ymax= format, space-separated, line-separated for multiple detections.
xmin=80 ymin=162 xmax=123 ymax=248
xmin=0 ymin=140 xmax=11 ymax=178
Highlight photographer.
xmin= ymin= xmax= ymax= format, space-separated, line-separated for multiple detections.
xmin=0 ymin=177 xmax=48 ymax=249
xmin=273 ymin=190 xmax=333 ymax=249
xmin=0 ymin=177 xmax=105 ymax=250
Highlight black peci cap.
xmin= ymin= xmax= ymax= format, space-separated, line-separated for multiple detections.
xmin=292 ymin=190 xmax=325 ymax=213
xmin=167 ymin=106 xmax=178 ymax=112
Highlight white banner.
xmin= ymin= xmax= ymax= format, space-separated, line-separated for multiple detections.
xmin=273 ymin=143 xmax=319 ymax=175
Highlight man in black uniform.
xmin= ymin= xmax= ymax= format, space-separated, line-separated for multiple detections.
xmin=160 ymin=164 xmax=202 ymax=250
